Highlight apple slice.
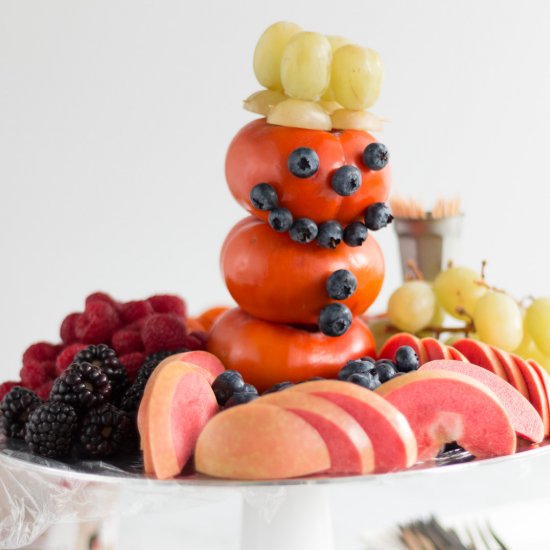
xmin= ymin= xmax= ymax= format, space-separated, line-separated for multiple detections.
xmin=376 ymin=370 xmax=516 ymax=460
xmin=137 ymin=351 xmax=224 ymax=446
xmin=511 ymin=356 xmax=550 ymax=436
xmin=448 ymin=346 xmax=468 ymax=362
xmin=139 ymin=361 xmax=219 ymax=479
xmin=291 ymin=380 xmax=417 ymax=473
xmin=490 ymin=346 xmax=529 ymax=399
xmin=527 ymin=359 xmax=550 ymax=435
xmin=194 ymin=403 xmax=330 ymax=480
xmin=259 ymin=391 xmax=374 ymax=475
xmin=421 ymin=338 xmax=452 ymax=361
xmin=451 ymin=339 xmax=508 ymax=380
xmin=419 ymin=360 xmax=543 ymax=443
xmin=378 ymin=333 xmax=428 ymax=364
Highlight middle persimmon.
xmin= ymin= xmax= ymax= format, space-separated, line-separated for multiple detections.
xmin=221 ymin=216 xmax=384 ymax=325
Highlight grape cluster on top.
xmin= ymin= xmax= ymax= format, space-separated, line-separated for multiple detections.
xmin=0 ymin=344 xmax=185 ymax=460
xmin=338 ymin=345 xmax=419 ymax=390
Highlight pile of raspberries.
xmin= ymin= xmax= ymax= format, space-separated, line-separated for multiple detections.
xmin=0 ymin=292 xmax=206 ymax=401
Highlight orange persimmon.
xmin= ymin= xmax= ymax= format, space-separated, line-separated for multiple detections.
xmin=225 ymin=118 xmax=390 ymax=225
xmin=221 ymin=217 xmax=384 ymax=325
xmin=207 ymin=308 xmax=376 ymax=392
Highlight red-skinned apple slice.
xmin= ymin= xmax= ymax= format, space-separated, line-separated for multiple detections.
xmin=451 ymin=339 xmax=508 ymax=380
xmin=489 ymin=346 xmax=529 ymax=399
xmin=420 ymin=360 xmax=544 ymax=443
xmin=194 ymin=403 xmax=331 ymax=480
xmin=527 ymin=359 xmax=550 ymax=436
xmin=139 ymin=361 xmax=219 ymax=479
xmin=376 ymin=370 xmax=517 ymax=460
xmin=511 ymin=355 xmax=550 ymax=436
xmin=291 ymin=380 xmax=417 ymax=473
xmin=421 ymin=338 xmax=452 ymax=361
xmin=378 ymin=333 xmax=428 ymax=364
xmin=259 ymin=391 xmax=374 ymax=475
xmin=448 ymin=347 xmax=468 ymax=362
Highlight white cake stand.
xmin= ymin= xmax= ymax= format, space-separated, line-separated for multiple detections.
xmin=2 ymin=439 xmax=550 ymax=550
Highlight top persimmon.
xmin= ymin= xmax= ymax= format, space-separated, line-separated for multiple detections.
xmin=225 ymin=118 xmax=390 ymax=225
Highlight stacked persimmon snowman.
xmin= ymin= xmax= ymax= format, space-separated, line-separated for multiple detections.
xmin=2 ymin=22 xmax=550 ymax=482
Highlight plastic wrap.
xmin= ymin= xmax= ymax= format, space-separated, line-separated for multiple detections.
xmin=2 ymin=435 xmax=550 ymax=550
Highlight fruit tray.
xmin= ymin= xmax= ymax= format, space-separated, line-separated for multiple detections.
xmin=3 ymin=436 xmax=550 ymax=550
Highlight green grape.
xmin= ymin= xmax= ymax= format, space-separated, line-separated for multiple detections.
xmin=525 ymin=298 xmax=550 ymax=356
xmin=473 ymin=291 xmax=523 ymax=352
xmin=430 ymin=303 xmax=446 ymax=326
xmin=243 ymin=89 xmax=287 ymax=116
xmin=267 ymin=98 xmax=332 ymax=130
xmin=321 ymin=35 xmax=351 ymax=101
xmin=513 ymin=320 xmax=535 ymax=357
xmin=331 ymin=45 xmax=384 ymax=110
xmin=387 ymin=281 xmax=436 ymax=333
xmin=433 ymin=266 xmax=486 ymax=321
xmin=253 ymin=21 xmax=302 ymax=90
xmin=280 ymin=32 xmax=332 ymax=101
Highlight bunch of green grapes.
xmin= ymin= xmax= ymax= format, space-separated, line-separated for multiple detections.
xmin=387 ymin=265 xmax=534 ymax=355
xmin=247 ymin=22 xmax=384 ymax=130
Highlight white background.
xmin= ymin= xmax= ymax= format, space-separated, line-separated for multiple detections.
xmin=1 ymin=0 xmax=550 ymax=376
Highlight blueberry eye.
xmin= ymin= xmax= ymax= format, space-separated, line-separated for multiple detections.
xmin=288 ymin=147 xmax=319 ymax=178
xmin=362 ymin=143 xmax=389 ymax=171
xmin=331 ymin=165 xmax=362 ymax=196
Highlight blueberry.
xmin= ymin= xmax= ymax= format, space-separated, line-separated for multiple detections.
xmin=268 ymin=207 xmax=294 ymax=232
xmin=288 ymin=147 xmax=319 ymax=178
xmin=250 ymin=183 xmax=278 ymax=211
xmin=375 ymin=359 xmax=396 ymax=368
xmin=347 ymin=372 xmax=380 ymax=391
xmin=242 ymin=383 xmax=259 ymax=395
xmin=374 ymin=362 xmax=397 ymax=383
xmin=362 ymin=143 xmax=389 ymax=171
xmin=337 ymin=360 xmax=372 ymax=381
xmin=343 ymin=222 xmax=368 ymax=247
xmin=364 ymin=202 xmax=393 ymax=231
xmin=331 ymin=165 xmax=362 ymax=196
xmin=326 ymin=269 xmax=357 ymax=300
xmin=395 ymin=346 xmax=419 ymax=373
xmin=211 ymin=370 xmax=245 ymax=406
xmin=318 ymin=303 xmax=352 ymax=337
xmin=289 ymin=218 xmax=318 ymax=243
xmin=262 ymin=381 xmax=294 ymax=395
xmin=360 ymin=356 xmax=376 ymax=363
xmin=225 ymin=392 xmax=258 ymax=408
xmin=317 ymin=221 xmax=343 ymax=249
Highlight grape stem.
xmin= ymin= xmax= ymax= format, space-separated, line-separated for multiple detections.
xmin=422 ymin=323 xmax=476 ymax=338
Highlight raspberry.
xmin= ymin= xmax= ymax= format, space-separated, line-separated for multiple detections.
xmin=75 ymin=301 xmax=121 ymax=344
xmin=22 ymin=342 xmax=60 ymax=367
xmin=85 ymin=292 xmax=119 ymax=310
xmin=36 ymin=380 xmax=54 ymax=401
xmin=119 ymin=300 xmax=153 ymax=325
xmin=112 ymin=329 xmax=144 ymax=356
xmin=0 ymin=381 xmax=20 ymax=402
xmin=147 ymin=295 xmax=186 ymax=319
xmin=60 ymin=313 xmax=81 ymax=345
xmin=184 ymin=331 xmax=208 ymax=350
xmin=20 ymin=361 xmax=56 ymax=390
xmin=119 ymin=352 xmax=145 ymax=382
xmin=55 ymin=343 xmax=88 ymax=376
xmin=141 ymin=314 xmax=187 ymax=355
xmin=125 ymin=318 xmax=147 ymax=333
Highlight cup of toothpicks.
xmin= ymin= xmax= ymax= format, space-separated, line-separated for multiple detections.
xmin=390 ymin=196 xmax=463 ymax=281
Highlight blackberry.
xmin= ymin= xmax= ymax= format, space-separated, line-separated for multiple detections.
xmin=78 ymin=403 xmax=131 ymax=458
xmin=25 ymin=401 xmax=78 ymax=458
xmin=75 ymin=345 xmax=128 ymax=402
xmin=121 ymin=349 xmax=186 ymax=413
xmin=1 ymin=387 xmax=42 ymax=439
xmin=50 ymin=362 xmax=112 ymax=410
